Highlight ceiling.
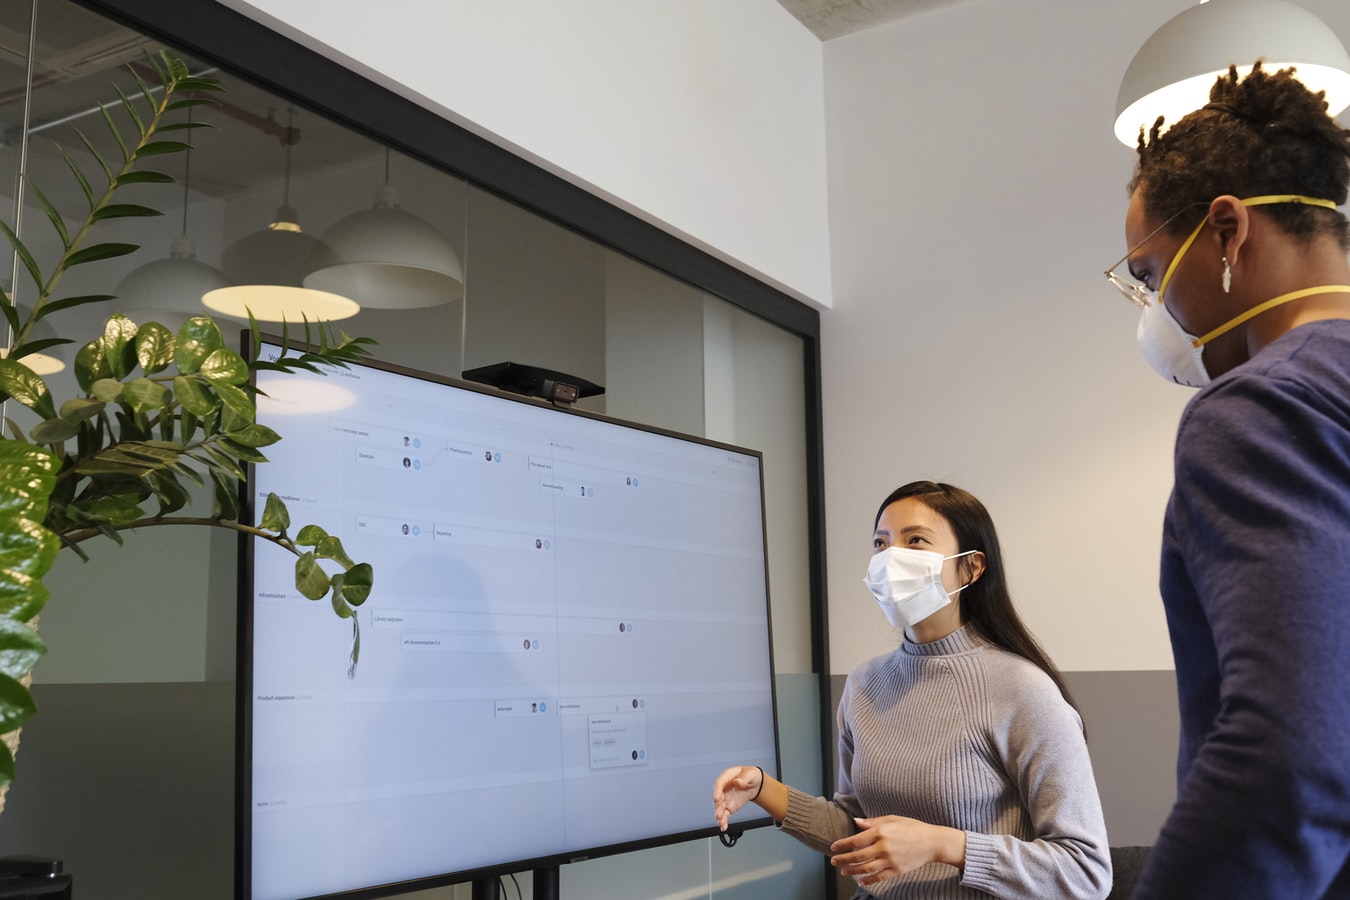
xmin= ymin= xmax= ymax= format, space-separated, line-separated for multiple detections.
xmin=776 ymin=0 xmax=977 ymax=40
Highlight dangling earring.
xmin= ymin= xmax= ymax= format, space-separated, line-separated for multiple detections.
xmin=1222 ymin=257 xmax=1232 ymax=294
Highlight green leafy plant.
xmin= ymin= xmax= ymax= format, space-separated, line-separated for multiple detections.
xmin=0 ymin=52 xmax=376 ymax=788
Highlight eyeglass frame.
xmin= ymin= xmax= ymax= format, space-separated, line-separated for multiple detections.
xmin=1104 ymin=195 xmax=1340 ymax=310
xmin=1103 ymin=202 xmax=1207 ymax=310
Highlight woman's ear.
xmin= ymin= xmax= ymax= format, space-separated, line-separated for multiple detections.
xmin=963 ymin=551 xmax=987 ymax=585
xmin=1207 ymin=195 xmax=1251 ymax=268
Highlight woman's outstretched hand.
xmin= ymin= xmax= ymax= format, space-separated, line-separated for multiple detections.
xmin=829 ymin=815 xmax=967 ymax=886
xmin=712 ymin=765 xmax=763 ymax=832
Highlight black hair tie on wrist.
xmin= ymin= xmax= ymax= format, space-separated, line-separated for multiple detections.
xmin=719 ymin=767 xmax=765 ymax=850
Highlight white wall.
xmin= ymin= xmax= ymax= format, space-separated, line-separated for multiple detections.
xmin=819 ymin=0 xmax=1350 ymax=674
xmin=215 ymin=0 xmax=833 ymax=308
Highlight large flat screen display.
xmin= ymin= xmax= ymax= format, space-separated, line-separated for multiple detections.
xmin=238 ymin=340 xmax=779 ymax=900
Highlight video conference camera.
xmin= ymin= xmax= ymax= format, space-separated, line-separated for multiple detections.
xmin=462 ymin=361 xmax=604 ymax=409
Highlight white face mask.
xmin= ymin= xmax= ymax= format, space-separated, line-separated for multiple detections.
xmin=863 ymin=547 xmax=977 ymax=631
xmin=1136 ymin=298 xmax=1210 ymax=388
xmin=1129 ymin=195 xmax=1342 ymax=390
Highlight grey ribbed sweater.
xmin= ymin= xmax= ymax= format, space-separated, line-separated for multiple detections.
xmin=781 ymin=626 xmax=1111 ymax=899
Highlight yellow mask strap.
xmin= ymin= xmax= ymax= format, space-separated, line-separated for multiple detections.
xmin=1159 ymin=195 xmax=1340 ymax=306
xmin=1193 ymin=285 xmax=1350 ymax=347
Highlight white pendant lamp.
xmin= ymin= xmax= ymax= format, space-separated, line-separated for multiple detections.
xmin=116 ymin=236 xmax=230 ymax=333
xmin=114 ymin=111 xmax=231 ymax=333
xmin=303 ymin=151 xmax=463 ymax=309
xmin=208 ymin=110 xmax=359 ymax=324
xmin=0 ymin=295 xmax=63 ymax=375
xmin=211 ymin=208 xmax=358 ymax=323
xmin=1114 ymin=0 xmax=1350 ymax=147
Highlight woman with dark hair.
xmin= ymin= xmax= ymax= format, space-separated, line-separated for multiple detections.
xmin=713 ymin=481 xmax=1111 ymax=899
xmin=1105 ymin=62 xmax=1350 ymax=897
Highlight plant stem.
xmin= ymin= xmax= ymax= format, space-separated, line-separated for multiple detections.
xmin=61 ymin=515 xmax=296 ymax=554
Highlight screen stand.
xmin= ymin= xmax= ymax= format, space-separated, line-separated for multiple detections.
xmin=533 ymin=865 xmax=560 ymax=900
xmin=471 ymin=877 xmax=500 ymax=900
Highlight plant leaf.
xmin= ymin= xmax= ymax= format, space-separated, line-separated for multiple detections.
xmin=214 ymin=382 xmax=254 ymax=420
xmin=137 ymin=141 xmax=192 ymax=157
xmin=209 ymin=468 xmax=239 ymax=520
xmin=260 ymin=493 xmax=290 ymax=533
xmin=342 ymin=563 xmax=373 ymax=607
xmin=91 ymin=378 xmax=125 ymax=403
xmin=57 ymin=144 xmax=96 ymax=209
xmin=219 ymin=438 xmax=267 ymax=464
xmin=0 ymin=220 xmax=43 ymax=295
xmin=114 ymin=171 xmax=174 ymax=186
xmin=174 ymin=317 xmax=223 ymax=374
xmin=199 ymin=348 xmax=248 ymax=386
xmin=295 ymin=524 xmax=329 ymax=547
xmin=0 ymin=672 xmax=38 ymax=735
xmin=101 ymin=315 xmax=139 ymax=381
xmin=28 ymin=418 xmax=79 ymax=444
xmin=173 ymin=376 xmax=216 ymax=418
xmin=316 ymin=535 xmax=355 ymax=569
xmin=23 ymin=179 xmax=70 ymax=249
xmin=201 ymin=444 xmax=245 ymax=481
xmin=0 ymin=566 xmax=50 ymax=623
xmin=113 ymin=84 xmax=147 ymax=139
xmin=90 ymin=204 xmax=162 ymax=223
xmin=0 ymin=618 xmax=45 ymax=680
xmin=121 ymin=377 xmax=172 ymax=413
xmin=77 ymin=123 xmax=117 ymax=184
xmin=0 ymin=360 xmax=55 ymax=419
xmin=80 ymin=494 xmax=145 ymax=527
xmin=135 ymin=322 xmax=176 ymax=373
xmin=59 ymin=398 xmax=106 ymax=423
xmin=224 ymin=423 xmax=280 ymax=449
xmin=66 ymin=243 xmax=139 ymax=267
xmin=40 ymin=294 xmax=117 ymax=317
xmin=294 ymin=552 xmax=330 ymax=601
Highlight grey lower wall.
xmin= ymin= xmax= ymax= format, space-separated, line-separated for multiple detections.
xmin=0 ymin=682 xmax=236 ymax=899
xmin=1063 ymin=669 xmax=1178 ymax=847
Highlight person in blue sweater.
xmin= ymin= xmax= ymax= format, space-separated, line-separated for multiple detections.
xmin=1105 ymin=62 xmax=1350 ymax=896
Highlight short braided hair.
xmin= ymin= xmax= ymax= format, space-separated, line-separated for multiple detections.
xmin=1128 ymin=61 xmax=1350 ymax=250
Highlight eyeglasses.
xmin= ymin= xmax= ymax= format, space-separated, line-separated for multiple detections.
xmin=1103 ymin=203 xmax=1206 ymax=309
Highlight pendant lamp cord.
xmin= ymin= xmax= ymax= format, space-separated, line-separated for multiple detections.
xmin=7 ymin=0 xmax=39 ymax=341
xmin=181 ymin=107 xmax=193 ymax=236
xmin=282 ymin=108 xmax=294 ymax=211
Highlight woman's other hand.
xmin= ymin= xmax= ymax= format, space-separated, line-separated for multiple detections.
xmin=829 ymin=815 xmax=966 ymax=886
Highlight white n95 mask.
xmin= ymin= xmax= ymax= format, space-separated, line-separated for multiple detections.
xmin=1136 ymin=298 xmax=1210 ymax=388
xmin=863 ymin=547 xmax=977 ymax=631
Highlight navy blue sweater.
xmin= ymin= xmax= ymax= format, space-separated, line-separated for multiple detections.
xmin=1136 ymin=319 xmax=1350 ymax=898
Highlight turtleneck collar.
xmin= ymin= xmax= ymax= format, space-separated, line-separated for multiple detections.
xmin=901 ymin=623 xmax=986 ymax=658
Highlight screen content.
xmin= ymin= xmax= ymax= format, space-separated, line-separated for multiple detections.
xmin=243 ymin=342 xmax=779 ymax=900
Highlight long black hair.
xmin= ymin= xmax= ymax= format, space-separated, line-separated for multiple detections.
xmin=874 ymin=481 xmax=1078 ymax=712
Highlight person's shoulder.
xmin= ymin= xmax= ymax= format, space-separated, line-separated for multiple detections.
xmin=840 ymin=648 xmax=907 ymax=705
xmin=976 ymin=645 xmax=1079 ymax=725
xmin=1179 ymin=320 xmax=1350 ymax=448
xmin=977 ymin=644 xmax=1058 ymax=691
xmin=1201 ymin=319 xmax=1350 ymax=400
xmin=846 ymin=648 xmax=899 ymax=685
